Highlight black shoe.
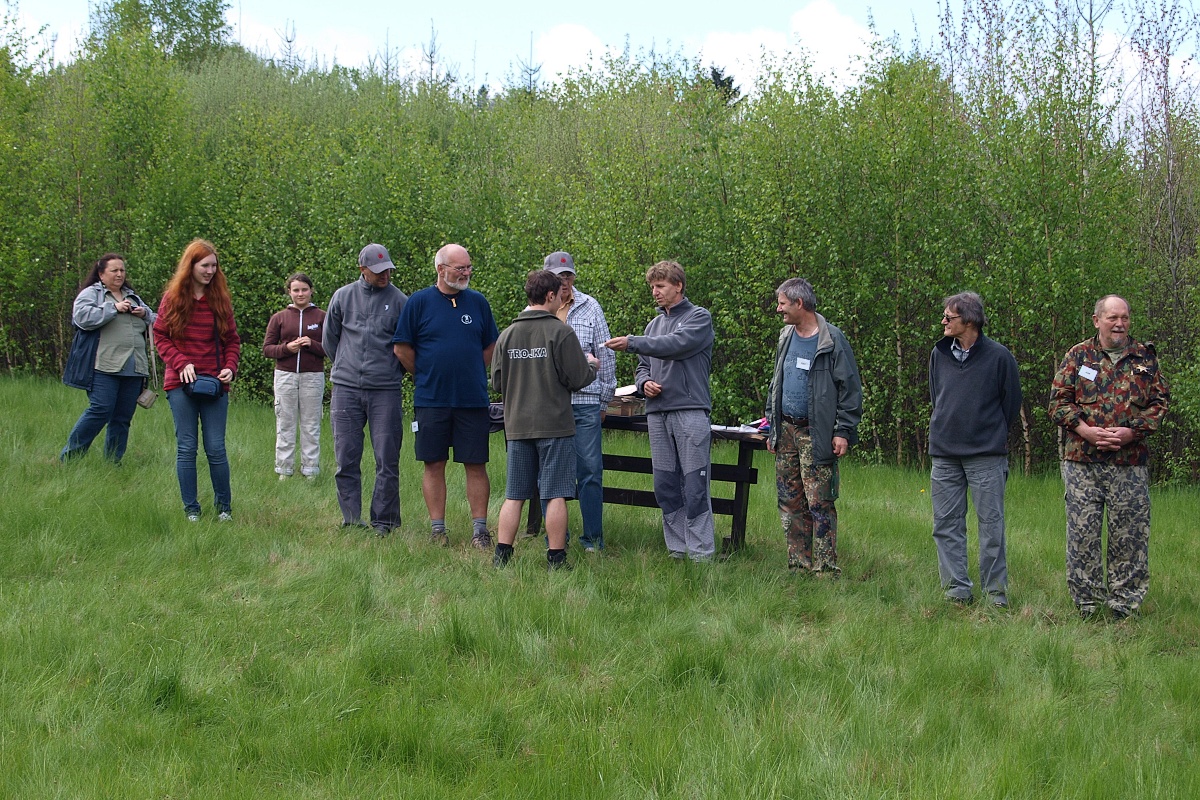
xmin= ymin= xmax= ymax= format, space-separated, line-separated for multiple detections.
xmin=547 ymin=557 xmax=573 ymax=572
xmin=493 ymin=549 xmax=511 ymax=568
xmin=947 ymin=595 xmax=975 ymax=607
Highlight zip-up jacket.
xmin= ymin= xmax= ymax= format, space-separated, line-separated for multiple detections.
xmin=492 ymin=309 xmax=597 ymax=440
xmin=73 ymin=281 xmax=156 ymax=331
xmin=628 ymin=298 xmax=713 ymax=414
xmin=324 ymin=277 xmax=407 ymax=390
xmin=262 ymin=304 xmax=327 ymax=373
xmin=765 ymin=314 xmax=863 ymax=464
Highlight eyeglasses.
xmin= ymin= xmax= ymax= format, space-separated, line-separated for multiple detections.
xmin=941 ymin=314 xmax=961 ymax=322
xmin=440 ymin=264 xmax=473 ymax=274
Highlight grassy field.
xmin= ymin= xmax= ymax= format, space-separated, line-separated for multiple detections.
xmin=2 ymin=376 xmax=1197 ymax=798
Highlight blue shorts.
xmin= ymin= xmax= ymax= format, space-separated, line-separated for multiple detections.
xmin=505 ymin=437 xmax=577 ymax=501
xmin=414 ymin=406 xmax=490 ymax=464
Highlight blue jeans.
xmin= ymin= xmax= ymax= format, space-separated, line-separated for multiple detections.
xmin=573 ymin=403 xmax=605 ymax=548
xmin=61 ymin=371 xmax=142 ymax=463
xmin=167 ymin=387 xmax=231 ymax=515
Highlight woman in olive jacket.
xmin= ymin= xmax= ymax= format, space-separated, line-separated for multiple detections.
xmin=60 ymin=253 xmax=156 ymax=463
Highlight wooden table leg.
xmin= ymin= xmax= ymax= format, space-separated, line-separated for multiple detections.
xmin=728 ymin=441 xmax=755 ymax=552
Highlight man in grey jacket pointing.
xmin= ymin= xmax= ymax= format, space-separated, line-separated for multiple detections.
xmin=606 ymin=260 xmax=715 ymax=561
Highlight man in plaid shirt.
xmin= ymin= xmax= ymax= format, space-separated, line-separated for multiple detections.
xmin=543 ymin=251 xmax=617 ymax=552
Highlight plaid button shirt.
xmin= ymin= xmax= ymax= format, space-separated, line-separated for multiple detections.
xmin=563 ymin=290 xmax=616 ymax=406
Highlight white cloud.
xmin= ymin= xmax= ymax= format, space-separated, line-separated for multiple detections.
xmin=696 ymin=28 xmax=789 ymax=89
xmin=686 ymin=1 xmax=878 ymax=95
xmin=233 ymin=13 xmax=379 ymax=71
xmin=533 ymin=23 xmax=609 ymax=81
xmin=790 ymin=0 xmax=875 ymax=82
xmin=16 ymin=7 xmax=88 ymax=66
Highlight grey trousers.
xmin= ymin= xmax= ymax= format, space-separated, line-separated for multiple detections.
xmin=931 ymin=454 xmax=1009 ymax=601
xmin=648 ymin=409 xmax=714 ymax=560
xmin=331 ymin=384 xmax=403 ymax=530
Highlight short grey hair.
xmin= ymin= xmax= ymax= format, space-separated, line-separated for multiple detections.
xmin=943 ymin=291 xmax=986 ymax=331
xmin=1094 ymin=294 xmax=1130 ymax=316
xmin=777 ymin=278 xmax=817 ymax=311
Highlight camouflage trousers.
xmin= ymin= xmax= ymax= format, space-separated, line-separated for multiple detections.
xmin=1061 ymin=461 xmax=1151 ymax=615
xmin=775 ymin=420 xmax=839 ymax=573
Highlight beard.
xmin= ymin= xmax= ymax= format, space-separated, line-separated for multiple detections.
xmin=446 ymin=274 xmax=470 ymax=291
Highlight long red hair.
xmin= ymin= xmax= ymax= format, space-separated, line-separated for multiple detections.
xmin=161 ymin=239 xmax=234 ymax=340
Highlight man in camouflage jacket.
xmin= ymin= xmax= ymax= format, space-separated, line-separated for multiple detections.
xmin=1048 ymin=295 xmax=1169 ymax=619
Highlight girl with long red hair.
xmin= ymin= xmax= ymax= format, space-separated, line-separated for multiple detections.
xmin=153 ymin=239 xmax=241 ymax=521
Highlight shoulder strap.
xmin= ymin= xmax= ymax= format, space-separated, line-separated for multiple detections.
xmin=147 ymin=326 xmax=160 ymax=388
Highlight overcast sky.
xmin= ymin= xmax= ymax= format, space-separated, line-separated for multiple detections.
xmin=19 ymin=0 xmax=952 ymax=89
xmin=17 ymin=0 xmax=1170 ymax=101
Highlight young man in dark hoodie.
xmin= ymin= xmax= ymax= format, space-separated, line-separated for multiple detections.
xmin=928 ymin=291 xmax=1022 ymax=608
xmin=491 ymin=270 xmax=598 ymax=570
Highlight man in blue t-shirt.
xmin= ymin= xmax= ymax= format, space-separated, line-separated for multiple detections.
xmin=393 ymin=243 xmax=500 ymax=550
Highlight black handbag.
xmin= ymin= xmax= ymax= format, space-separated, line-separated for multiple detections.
xmin=183 ymin=374 xmax=223 ymax=400
xmin=62 ymin=325 xmax=100 ymax=391
xmin=181 ymin=316 xmax=227 ymax=401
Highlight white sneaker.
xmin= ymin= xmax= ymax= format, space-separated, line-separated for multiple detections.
xmin=217 ymin=512 xmax=233 ymax=523
xmin=186 ymin=513 xmax=200 ymax=523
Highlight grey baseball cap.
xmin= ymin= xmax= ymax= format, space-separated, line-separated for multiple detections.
xmin=358 ymin=243 xmax=395 ymax=273
xmin=543 ymin=251 xmax=576 ymax=276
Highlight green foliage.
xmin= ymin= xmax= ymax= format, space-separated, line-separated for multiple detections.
xmin=90 ymin=0 xmax=232 ymax=68
xmin=3 ymin=1 xmax=1200 ymax=476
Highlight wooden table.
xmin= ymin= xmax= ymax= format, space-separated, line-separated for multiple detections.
xmin=493 ymin=406 xmax=767 ymax=552
xmin=600 ymin=415 xmax=766 ymax=553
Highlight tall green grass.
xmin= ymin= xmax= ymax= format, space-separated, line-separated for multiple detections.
xmin=2 ymin=376 xmax=1197 ymax=798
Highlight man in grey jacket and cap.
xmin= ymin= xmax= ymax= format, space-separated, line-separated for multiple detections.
xmin=606 ymin=260 xmax=716 ymax=561
xmin=324 ymin=244 xmax=409 ymax=535
xmin=764 ymin=277 xmax=863 ymax=575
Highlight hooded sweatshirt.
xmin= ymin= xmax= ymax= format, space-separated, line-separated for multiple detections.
xmin=263 ymin=304 xmax=327 ymax=373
